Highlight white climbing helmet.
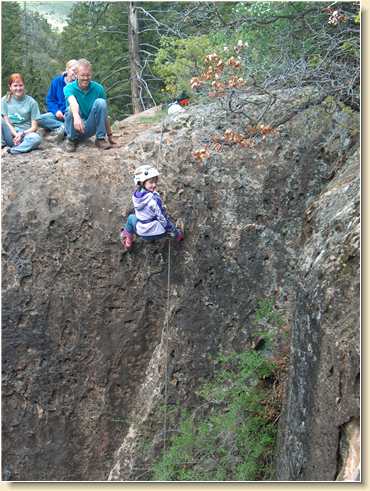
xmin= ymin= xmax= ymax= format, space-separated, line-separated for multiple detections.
xmin=133 ymin=164 xmax=160 ymax=185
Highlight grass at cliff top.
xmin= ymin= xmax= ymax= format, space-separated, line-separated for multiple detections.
xmin=137 ymin=109 xmax=168 ymax=124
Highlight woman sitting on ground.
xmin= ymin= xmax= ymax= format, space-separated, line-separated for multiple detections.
xmin=1 ymin=73 xmax=42 ymax=155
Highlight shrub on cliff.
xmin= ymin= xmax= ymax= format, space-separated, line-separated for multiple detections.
xmin=152 ymin=350 xmax=279 ymax=481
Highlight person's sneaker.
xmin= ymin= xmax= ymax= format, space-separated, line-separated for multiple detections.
xmin=175 ymin=228 xmax=184 ymax=241
xmin=65 ymin=139 xmax=77 ymax=152
xmin=56 ymin=125 xmax=66 ymax=143
xmin=48 ymin=125 xmax=65 ymax=144
xmin=120 ymin=230 xmax=134 ymax=250
xmin=95 ymin=138 xmax=112 ymax=150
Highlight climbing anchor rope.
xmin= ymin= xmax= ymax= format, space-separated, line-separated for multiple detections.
xmin=156 ymin=118 xmax=165 ymax=173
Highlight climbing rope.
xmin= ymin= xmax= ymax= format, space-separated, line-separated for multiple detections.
xmin=163 ymin=237 xmax=171 ymax=452
xmin=156 ymin=118 xmax=165 ymax=173
xmin=157 ymin=112 xmax=175 ymax=452
xmin=138 ymin=112 xmax=172 ymax=453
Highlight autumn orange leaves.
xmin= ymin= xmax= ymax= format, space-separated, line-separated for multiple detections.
xmin=192 ymin=125 xmax=277 ymax=162
xmin=190 ymin=41 xmax=247 ymax=96
xmin=190 ymin=40 xmax=278 ymax=163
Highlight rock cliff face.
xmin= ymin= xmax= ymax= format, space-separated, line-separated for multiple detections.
xmin=276 ymin=146 xmax=360 ymax=480
xmin=1 ymin=95 xmax=360 ymax=481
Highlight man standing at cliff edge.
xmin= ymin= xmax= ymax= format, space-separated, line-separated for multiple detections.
xmin=64 ymin=58 xmax=116 ymax=152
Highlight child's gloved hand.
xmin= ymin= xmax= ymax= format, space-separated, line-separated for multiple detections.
xmin=175 ymin=228 xmax=184 ymax=241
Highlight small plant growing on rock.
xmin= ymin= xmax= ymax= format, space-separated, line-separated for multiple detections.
xmin=151 ymin=349 xmax=280 ymax=481
xmin=252 ymin=297 xmax=290 ymax=357
xmin=255 ymin=298 xmax=285 ymax=328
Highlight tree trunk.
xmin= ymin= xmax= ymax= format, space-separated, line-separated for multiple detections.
xmin=128 ymin=2 xmax=144 ymax=114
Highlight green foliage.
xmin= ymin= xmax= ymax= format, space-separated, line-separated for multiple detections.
xmin=235 ymin=3 xmax=328 ymax=80
xmin=1 ymin=2 xmax=64 ymax=110
xmin=153 ymin=35 xmax=213 ymax=99
xmin=308 ymin=54 xmax=322 ymax=69
xmin=340 ymin=39 xmax=359 ymax=59
xmin=60 ymin=2 xmax=131 ymax=120
xmin=252 ymin=298 xmax=286 ymax=351
xmin=3 ymin=1 xmax=359 ymax=121
xmin=254 ymin=298 xmax=285 ymax=328
xmin=1 ymin=2 xmax=23 ymax=87
xmin=189 ymin=1 xmax=359 ymax=106
xmin=151 ymin=350 xmax=277 ymax=481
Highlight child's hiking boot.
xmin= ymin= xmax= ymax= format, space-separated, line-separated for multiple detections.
xmin=175 ymin=228 xmax=184 ymax=241
xmin=175 ymin=218 xmax=184 ymax=241
xmin=120 ymin=230 xmax=134 ymax=251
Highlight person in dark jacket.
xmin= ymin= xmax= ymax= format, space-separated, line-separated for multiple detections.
xmin=45 ymin=59 xmax=78 ymax=120
xmin=36 ymin=59 xmax=78 ymax=141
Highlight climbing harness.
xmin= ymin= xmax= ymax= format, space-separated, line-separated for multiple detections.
xmin=137 ymin=217 xmax=156 ymax=224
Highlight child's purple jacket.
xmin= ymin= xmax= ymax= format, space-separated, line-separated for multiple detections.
xmin=133 ymin=189 xmax=175 ymax=237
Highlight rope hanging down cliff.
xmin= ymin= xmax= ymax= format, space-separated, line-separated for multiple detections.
xmin=162 ymin=238 xmax=171 ymax=452
xmin=156 ymin=123 xmax=177 ymax=452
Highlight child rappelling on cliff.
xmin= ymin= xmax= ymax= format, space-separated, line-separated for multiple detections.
xmin=120 ymin=164 xmax=184 ymax=251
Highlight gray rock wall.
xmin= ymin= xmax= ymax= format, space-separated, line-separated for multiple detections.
xmin=1 ymin=99 xmax=360 ymax=481
xmin=276 ymin=147 xmax=360 ymax=480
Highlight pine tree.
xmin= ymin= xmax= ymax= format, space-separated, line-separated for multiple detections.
xmin=1 ymin=2 xmax=23 ymax=90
